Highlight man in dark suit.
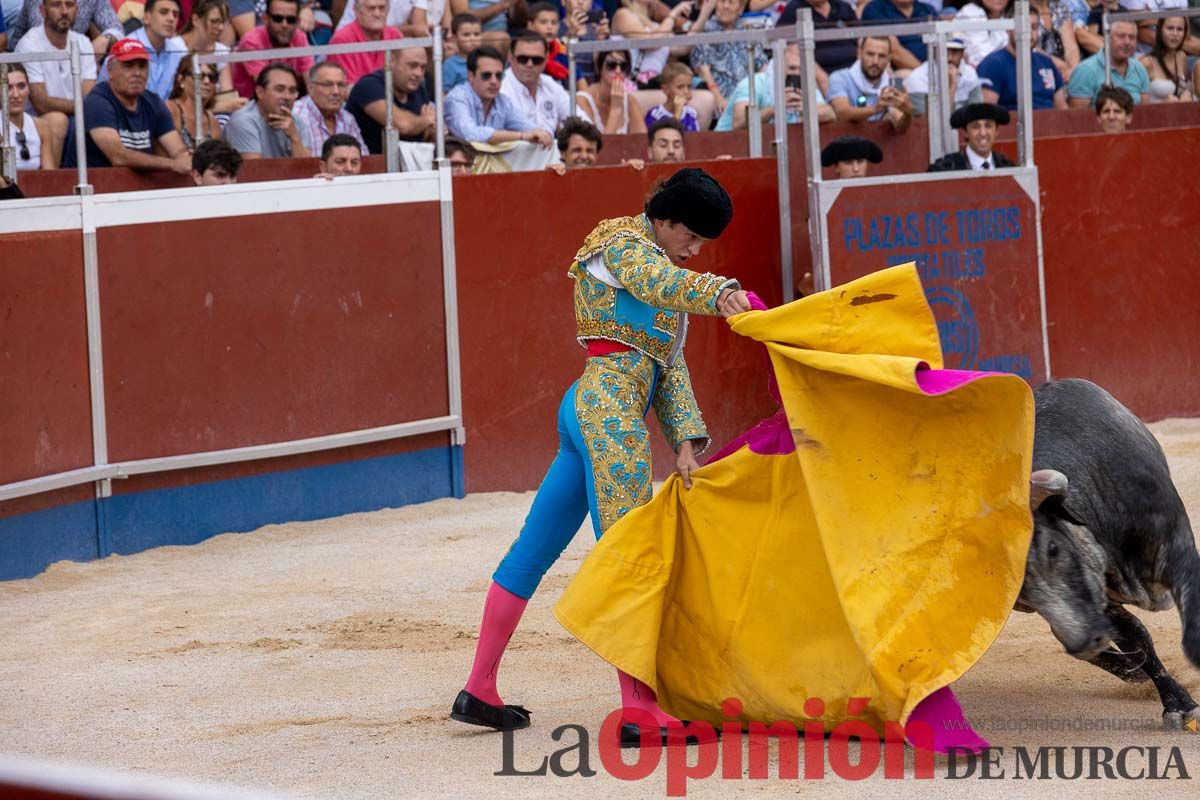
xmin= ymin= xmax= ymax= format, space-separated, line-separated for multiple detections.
xmin=927 ymin=102 xmax=1015 ymax=172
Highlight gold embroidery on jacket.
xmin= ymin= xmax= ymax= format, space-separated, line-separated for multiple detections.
xmin=568 ymin=215 xmax=735 ymax=368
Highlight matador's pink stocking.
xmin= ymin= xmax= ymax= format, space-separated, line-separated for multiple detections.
xmin=464 ymin=582 xmax=528 ymax=707
xmin=618 ymin=669 xmax=680 ymax=727
xmin=907 ymin=685 xmax=990 ymax=753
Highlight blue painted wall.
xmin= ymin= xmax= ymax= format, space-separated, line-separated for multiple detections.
xmin=0 ymin=445 xmax=463 ymax=581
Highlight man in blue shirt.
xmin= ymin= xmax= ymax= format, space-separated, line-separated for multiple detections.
xmin=76 ymin=37 xmax=191 ymax=172
xmin=978 ymin=11 xmax=1067 ymax=110
xmin=827 ymin=36 xmax=913 ymax=132
xmin=1067 ymin=19 xmax=1150 ymax=106
xmin=860 ymin=0 xmax=939 ymax=68
xmin=346 ymin=47 xmax=438 ymax=152
xmin=444 ymin=46 xmax=553 ymax=147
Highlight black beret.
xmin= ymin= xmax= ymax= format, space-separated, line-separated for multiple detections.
xmin=820 ymin=136 xmax=884 ymax=167
xmin=950 ymin=102 xmax=1011 ymax=129
xmin=644 ymin=167 xmax=734 ymax=240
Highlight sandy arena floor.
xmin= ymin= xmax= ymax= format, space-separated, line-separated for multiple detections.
xmin=3 ymin=420 xmax=1200 ymax=799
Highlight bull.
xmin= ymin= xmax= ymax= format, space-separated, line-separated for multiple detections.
xmin=1020 ymin=378 xmax=1200 ymax=730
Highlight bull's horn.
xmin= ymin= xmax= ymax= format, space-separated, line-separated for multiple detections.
xmin=1030 ymin=469 xmax=1069 ymax=510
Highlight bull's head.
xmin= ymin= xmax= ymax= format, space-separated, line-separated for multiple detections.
xmin=1016 ymin=469 xmax=1118 ymax=661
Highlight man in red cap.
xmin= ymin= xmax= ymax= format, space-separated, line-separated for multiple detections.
xmin=78 ymin=37 xmax=191 ymax=172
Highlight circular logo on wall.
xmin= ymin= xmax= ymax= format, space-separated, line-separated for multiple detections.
xmin=925 ymin=285 xmax=978 ymax=369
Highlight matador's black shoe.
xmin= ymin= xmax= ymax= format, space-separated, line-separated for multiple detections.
xmin=619 ymin=720 xmax=721 ymax=748
xmin=450 ymin=689 xmax=532 ymax=731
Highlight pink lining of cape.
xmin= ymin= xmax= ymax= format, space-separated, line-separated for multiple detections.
xmin=707 ymin=294 xmax=1002 ymax=463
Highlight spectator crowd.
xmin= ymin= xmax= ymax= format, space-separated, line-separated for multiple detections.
xmin=3 ymin=0 xmax=1198 ymax=181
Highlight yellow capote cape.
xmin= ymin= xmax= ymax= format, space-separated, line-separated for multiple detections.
xmin=553 ymin=265 xmax=1034 ymax=731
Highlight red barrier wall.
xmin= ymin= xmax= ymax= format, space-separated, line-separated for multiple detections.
xmin=0 ymin=231 xmax=92 ymax=486
xmin=1037 ymin=127 xmax=1200 ymax=420
xmin=453 ymin=159 xmax=784 ymax=492
xmin=96 ymin=202 xmax=451 ymax=495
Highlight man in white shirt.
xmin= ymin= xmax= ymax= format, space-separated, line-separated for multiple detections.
xmin=904 ymin=37 xmax=985 ymax=116
xmin=499 ymin=31 xmax=569 ymax=136
xmin=14 ymin=0 xmax=96 ymax=116
xmin=335 ymin=0 xmax=424 ymax=35
xmin=927 ymin=102 xmax=1015 ymax=171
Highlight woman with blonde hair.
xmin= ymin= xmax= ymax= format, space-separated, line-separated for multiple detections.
xmin=168 ymin=56 xmax=222 ymax=150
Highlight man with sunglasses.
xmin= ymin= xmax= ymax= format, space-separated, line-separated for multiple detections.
xmin=445 ymin=45 xmax=553 ymax=147
xmin=232 ymin=0 xmax=315 ymax=98
xmin=98 ymin=0 xmax=187 ymax=100
xmin=499 ymin=31 xmax=569 ymax=138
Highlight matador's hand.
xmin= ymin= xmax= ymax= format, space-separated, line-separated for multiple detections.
xmin=675 ymin=440 xmax=701 ymax=489
xmin=718 ymin=289 xmax=752 ymax=317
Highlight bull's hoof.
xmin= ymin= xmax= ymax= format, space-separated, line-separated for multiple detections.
xmin=1162 ymin=707 xmax=1200 ymax=732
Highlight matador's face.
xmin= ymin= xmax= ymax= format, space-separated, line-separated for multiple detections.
xmin=653 ymin=219 xmax=707 ymax=265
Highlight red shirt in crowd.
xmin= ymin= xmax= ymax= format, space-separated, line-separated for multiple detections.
xmin=232 ymin=25 xmax=316 ymax=98
xmin=327 ymin=21 xmax=404 ymax=87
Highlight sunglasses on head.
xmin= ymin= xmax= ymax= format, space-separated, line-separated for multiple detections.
xmin=515 ymin=54 xmax=546 ymax=66
xmin=477 ymin=70 xmax=503 ymax=81
xmin=15 ymin=129 xmax=30 ymax=161
xmin=602 ymin=58 xmax=629 ymax=73
xmin=269 ymin=12 xmax=298 ymax=23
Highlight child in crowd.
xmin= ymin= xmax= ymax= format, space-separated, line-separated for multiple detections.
xmin=445 ymin=13 xmax=483 ymax=91
xmin=643 ymin=61 xmax=700 ymax=132
xmin=527 ymin=1 xmax=569 ymax=84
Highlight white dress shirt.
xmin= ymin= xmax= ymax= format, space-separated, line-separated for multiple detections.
xmin=500 ymin=69 xmax=569 ymax=135
xmin=966 ymin=146 xmax=995 ymax=170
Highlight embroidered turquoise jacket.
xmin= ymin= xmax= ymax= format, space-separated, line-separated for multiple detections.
xmin=569 ymin=214 xmax=736 ymax=454
xmin=569 ymin=214 xmax=737 ymax=368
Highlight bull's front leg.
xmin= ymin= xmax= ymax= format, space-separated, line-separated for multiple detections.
xmin=1086 ymin=649 xmax=1150 ymax=684
xmin=1106 ymin=604 xmax=1200 ymax=731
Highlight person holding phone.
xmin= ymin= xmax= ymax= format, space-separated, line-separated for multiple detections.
xmin=713 ymin=42 xmax=836 ymax=130
xmin=827 ymin=35 xmax=912 ymax=132
xmin=560 ymin=0 xmax=610 ymax=86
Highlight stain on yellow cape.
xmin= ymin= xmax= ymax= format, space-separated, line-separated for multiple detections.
xmin=553 ymin=265 xmax=1034 ymax=730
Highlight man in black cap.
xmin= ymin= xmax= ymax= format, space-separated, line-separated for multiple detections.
xmin=928 ymin=102 xmax=1014 ymax=172
xmin=821 ymin=136 xmax=884 ymax=179
xmin=452 ymin=167 xmax=751 ymax=747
